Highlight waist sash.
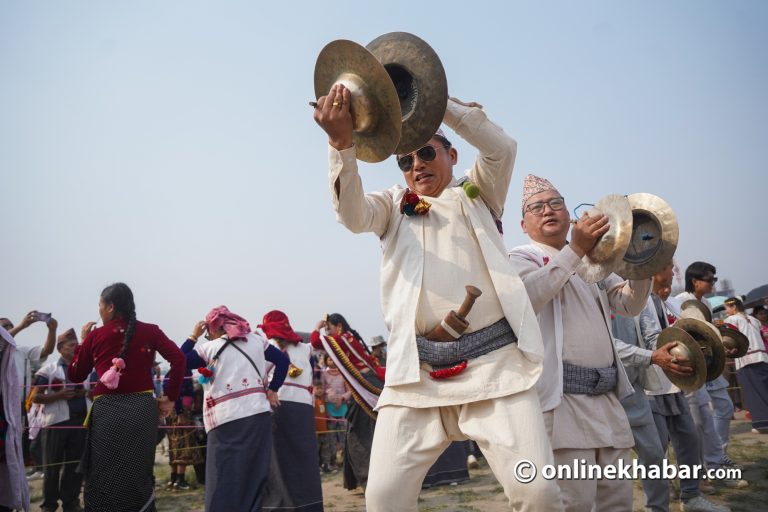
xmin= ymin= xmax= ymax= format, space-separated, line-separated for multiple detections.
xmin=416 ymin=318 xmax=517 ymax=369
xmin=562 ymin=362 xmax=617 ymax=395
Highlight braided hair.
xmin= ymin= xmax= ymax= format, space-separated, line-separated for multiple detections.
xmin=101 ymin=282 xmax=137 ymax=360
xmin=327 ymin=313 xmax=370 ymax=354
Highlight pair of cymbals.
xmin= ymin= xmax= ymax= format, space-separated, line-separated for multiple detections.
xmin=576 ymin=195 xmax=633 ymax=283
xmin=659 ymin=317 xmax=726 ymax=392
xmin=718 ymin=324 xmax=749 ymax=358
xmin=576 ymin=193 xmax=679 ymax=283
xmin=314 ymin=32 xmax=448 ymax=163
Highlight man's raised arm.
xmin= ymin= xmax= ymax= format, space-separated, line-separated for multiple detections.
xmin=445 ymin=98 xmax=517 ymax=218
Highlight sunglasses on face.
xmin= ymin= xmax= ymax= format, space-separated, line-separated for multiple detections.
xmin=396 ymin=144 xmax=450 ymax=172
xmin=698 ymin=276 xmax=718 ymax=284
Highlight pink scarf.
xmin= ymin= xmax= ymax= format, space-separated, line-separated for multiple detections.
xmin=205 ymin=306 xmax=251 ymax=340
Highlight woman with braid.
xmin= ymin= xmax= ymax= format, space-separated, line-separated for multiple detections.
xmin=69 ymin=282 xmax=185 ymax=512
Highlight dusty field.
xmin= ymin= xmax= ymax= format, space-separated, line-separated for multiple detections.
xmin=26 ymin=412 xmax=768 ymax=511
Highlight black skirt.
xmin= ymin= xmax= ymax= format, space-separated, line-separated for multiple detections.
xmin=263 ymin=401 xmax=324 ymax=511
xmin=81 ymin=392 xmax=158 ymax=512
xmin=206 ymin=412 xmax=272 ymax=512
xmin=422 ymin=442 xmax=470 ymax=488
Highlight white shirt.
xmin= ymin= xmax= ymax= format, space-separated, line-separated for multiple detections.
xmin=34 ymin=358 xmax=92 ymax=427
xmin=195 ymin=333 xmax=271 ymax=432
xmin=675 ymin=292 xmax=713 ymax=315
xmin=724 ymin=313 xmax=768 ymax=369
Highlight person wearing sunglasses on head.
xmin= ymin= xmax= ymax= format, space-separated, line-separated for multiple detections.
xmin=313 ymin=85 xmax=563 ymax=512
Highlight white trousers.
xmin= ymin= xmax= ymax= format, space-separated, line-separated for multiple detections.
xmin=365 ymin=388 xmax=563 ymax=511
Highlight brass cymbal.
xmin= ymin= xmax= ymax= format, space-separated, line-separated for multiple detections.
xmin=616 ymin=193 xmax=679 ymax=280
xmin=366 ymin=32 xmax=448 ymax=155
xmin=658 ymin=326 xmax=707 ymax=393
xmin=718 ymin=324 xmax=749 ymax=358
xmin=576 ymin=194 xmax=633 ymax=283
xmin=314 ymin=39 xmax=402 ymax=163
xmin=680 ymin=300 xmax=713 ymax=323
xmin=674 ymin=318 xmax=726 ymax=382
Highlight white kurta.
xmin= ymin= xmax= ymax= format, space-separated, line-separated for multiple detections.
xmin=638 ymin=295 xmax=682 ymax=396
xmin=509 ymin=242 xmax=651 ymax=450
xmin=329 ymin=99 xmax=544 ymax=408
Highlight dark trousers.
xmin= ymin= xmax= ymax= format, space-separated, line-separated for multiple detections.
xmin=42 ymin=416 xmax=86 ymax=511
xmin=652 ymin=407 xmax=701 ymax=501
xmin=30 ymin=434 xmax=43 ymax=471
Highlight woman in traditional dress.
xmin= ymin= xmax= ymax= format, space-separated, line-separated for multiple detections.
xmin=259 ymin=310 xmax=324 ymax=512
xmin=724 ymin=297 xmax=768 ymax=433
xmin=164 ymin=367 xmax=203 ymax=490
xmin=181 ymin=306 xmax=289 ymax=512
xmin=311 ymin=313 xmax=383 ymax=490
xmin=69 ymin=282 xmax=186 ymax=512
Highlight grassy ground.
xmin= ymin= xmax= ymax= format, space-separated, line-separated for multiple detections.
xmin=26 ymin=412 xmax=768 ymax=511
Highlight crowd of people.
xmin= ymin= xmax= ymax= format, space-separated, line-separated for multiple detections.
xmin=2 ymin=91 xmax=767 ymax=512
xmin=0 ymin=291 xmax=400 ymax=512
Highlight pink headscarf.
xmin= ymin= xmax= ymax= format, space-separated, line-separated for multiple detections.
xmin=205 ymin=306 xmax=251 ymax=340
xmin=521 ymin=174 xmax=558 ymax=211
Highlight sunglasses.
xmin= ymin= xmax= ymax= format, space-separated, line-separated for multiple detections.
xmin=396 ymin=144 xmax=450 ymax=172
xmin=698 ymin=276 xmax=718 ymax=284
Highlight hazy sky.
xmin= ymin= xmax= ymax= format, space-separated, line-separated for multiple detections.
xmin=2 ymin=1 xmax=766 ymax=353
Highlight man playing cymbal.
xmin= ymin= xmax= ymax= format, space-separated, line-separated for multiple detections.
xmin=313 ymin=84 xmax=562 ymax=512
xmin=509 ymin=175 xmax=652 ymax=511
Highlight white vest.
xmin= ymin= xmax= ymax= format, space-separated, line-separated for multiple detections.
xmin=268 ymin=341 xmax=313 ymax=406
xmin=195 ymin=333 xmax=270 ymax=432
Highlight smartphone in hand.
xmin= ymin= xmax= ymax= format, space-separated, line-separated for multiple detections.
xmin=34 ymin=312 xmax=52 ymax=323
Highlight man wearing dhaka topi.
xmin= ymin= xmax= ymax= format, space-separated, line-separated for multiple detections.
xmin=313 ymin=83 xmax=563 ymax=512
xmin=509 ymin=174 xmax=653 ymax=511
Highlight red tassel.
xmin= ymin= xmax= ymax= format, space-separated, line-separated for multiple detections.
xmin=429 ymin=360 xmax=468 ymax=380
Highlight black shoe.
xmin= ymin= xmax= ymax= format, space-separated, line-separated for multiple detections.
xmin=174 ymin=479 xmax=190 ymax=491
